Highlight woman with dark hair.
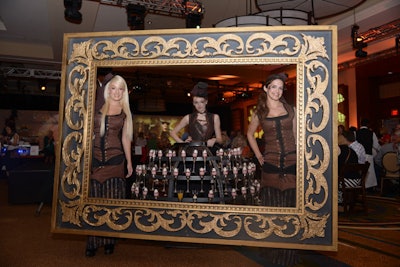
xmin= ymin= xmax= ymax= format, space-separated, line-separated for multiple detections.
xmin=170 ymin=82 xmax=222 ymax=148
xmin=3 ymin=124 xmax=19 ymax=147
xmin=86 ymin=75 xmax=133 ymax=257
xmin=246 ymin=73 xmax=297 ymax=266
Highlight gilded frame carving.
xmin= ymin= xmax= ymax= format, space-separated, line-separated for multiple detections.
xmin=51 ymin=26 xmax=338 ymax=251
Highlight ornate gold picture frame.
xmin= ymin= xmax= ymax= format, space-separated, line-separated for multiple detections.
xmin=51 ymin=26 xmax=338 ymax=251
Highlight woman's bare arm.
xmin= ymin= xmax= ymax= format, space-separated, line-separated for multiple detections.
xmin=247 ymin=113 xmax=263 ymax=165
xmin=122 ymin=119 xmax=133 ymax=178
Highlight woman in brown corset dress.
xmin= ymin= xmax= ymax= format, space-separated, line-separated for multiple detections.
xmin=247 ymin=73 xmax=297 ymax=266
xmin=86 ymin=75 xmax=133 ymax=257
xmin=170 ymin=82 xmax=222 ymax=148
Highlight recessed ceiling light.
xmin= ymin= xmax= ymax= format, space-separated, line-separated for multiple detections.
xmin=208 ymin=74 xmax=239 ymax=80
xmin=219 ymin=75 xmax=239 ymax=79
xmin=208 ymin=76 xmax=225 ymax=81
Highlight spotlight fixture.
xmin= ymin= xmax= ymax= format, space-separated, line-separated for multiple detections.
xmin=355 ymin=47 xmax=368 ymax=58
xmin=64 ymin=0 xmax=82 ymax=24
xmin=351 ymin=24 xmax=360 ymax=49
xmin=186 ymin=13 xmax=202 ymax=28
xmin=126 ymin=4 xmax=147 ymax=30
xmin=354 ymin=38 xmax=368 ymax=58
xmin=351 ymin=24 xmax=368 ymax=58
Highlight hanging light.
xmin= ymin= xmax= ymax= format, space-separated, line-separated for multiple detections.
xmin=186 ymin=13 xmax=203 ymax=28
xmin=64 ymin=0 xmax=82 ymax=24
xmin=351 ymin=24 xmax=368 ymax=58
xmin=126 ymin=4 xmax=147 ymax=30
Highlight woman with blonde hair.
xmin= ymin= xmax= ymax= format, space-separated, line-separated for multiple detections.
xmin=86 ymin=75 xmax=133 ymax=257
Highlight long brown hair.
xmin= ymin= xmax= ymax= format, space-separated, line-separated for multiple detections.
xmin=255 ymin=73 xmax=287 ymax=120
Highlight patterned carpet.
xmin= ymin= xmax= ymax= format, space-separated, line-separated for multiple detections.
xmin=1 ymin=178 xmax=399 ymax=267
xmin=339 ymin=196 xmax=400 ymax=225
xmin=335 ymin=196 xmax=400 ymax=266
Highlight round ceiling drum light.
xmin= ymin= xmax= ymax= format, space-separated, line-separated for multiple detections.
xmin=215 ymin=0 xmax=367 ymax=27
xmin=215 ymin=15 xmax=282 ymax=28
xmin=256 ymin=0 xmax=367 ymax=21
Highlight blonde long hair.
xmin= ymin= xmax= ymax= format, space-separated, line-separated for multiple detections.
xmin=99 ymin=75 xmax=133 ymax=140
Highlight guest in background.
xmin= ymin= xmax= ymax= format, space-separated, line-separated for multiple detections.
xmin=95 ymin=68 xmax=114 ymax=114
xmin=220 ymin=130 xmax=231 ymax=148
xmin=135 ymin=131 xmax=147 ymax=163
xmin=338 ymin=144 xmax=359 ymax=204
xmin=159 ymin=121 xmax=172 ymax=150
xmin=375 ymin=130 xmax=400 ymax=168
xmin=338 ymin=125 xmax=346 ymax=145
xmin=42 ymin=130 xmax=55 ymax=164
xmin=378 ymin=126 xmax=392 ymax=145
xmin=170 ymin=82 xmax=222 ymax=149
xmin=3 ymin=125 xmax=19 ymax=147
xmin=86 ymin=75 xmax=133 ymax=257
xmin=349 ymin=126 xmax=357 ymax=138
xmin=356 ymin=118 xmax=381 ymax=189
xmin=230 ymin=132 xmax=252 ymax=158
xmin=342 ymin=130 xmax=366 ymax=164
xmin=1 ymin=124 xmax=20 ymax=176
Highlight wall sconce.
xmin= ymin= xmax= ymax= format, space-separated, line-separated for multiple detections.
xmin=64 ymin=0 xmax=82 ymax=24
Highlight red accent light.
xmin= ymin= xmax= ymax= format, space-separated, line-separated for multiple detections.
xmin=391 ymin=109 xmax=398 ymax=116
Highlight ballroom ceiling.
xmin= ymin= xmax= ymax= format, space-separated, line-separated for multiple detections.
xmin=0 ymin=0 xmax=399 ymax=109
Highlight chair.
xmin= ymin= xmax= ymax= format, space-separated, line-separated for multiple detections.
xmin=338 ymin=162 xmax=370 ymax=215
xmin=380 ymin=152 xmax=400 ymax=196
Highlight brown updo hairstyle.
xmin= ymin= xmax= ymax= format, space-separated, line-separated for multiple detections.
xmin=190 ymin=82 xmax=208 ymax=99
xmin=255 ymin=73 xmax=288 ymax=120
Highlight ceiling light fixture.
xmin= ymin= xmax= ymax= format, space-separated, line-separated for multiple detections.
xmin=186 ymin=13 xmax=202 ymax=28
xmin=64 ymin=0 xmax=83 ymax=24
xmin=126 ymin=4 xmax=147 ymax=30
xmin=351 ymin=24 xmax=368 ymax=58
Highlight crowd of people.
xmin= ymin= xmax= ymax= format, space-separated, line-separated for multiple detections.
xmin=338 ymin=119 xmax=400 ymax=200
